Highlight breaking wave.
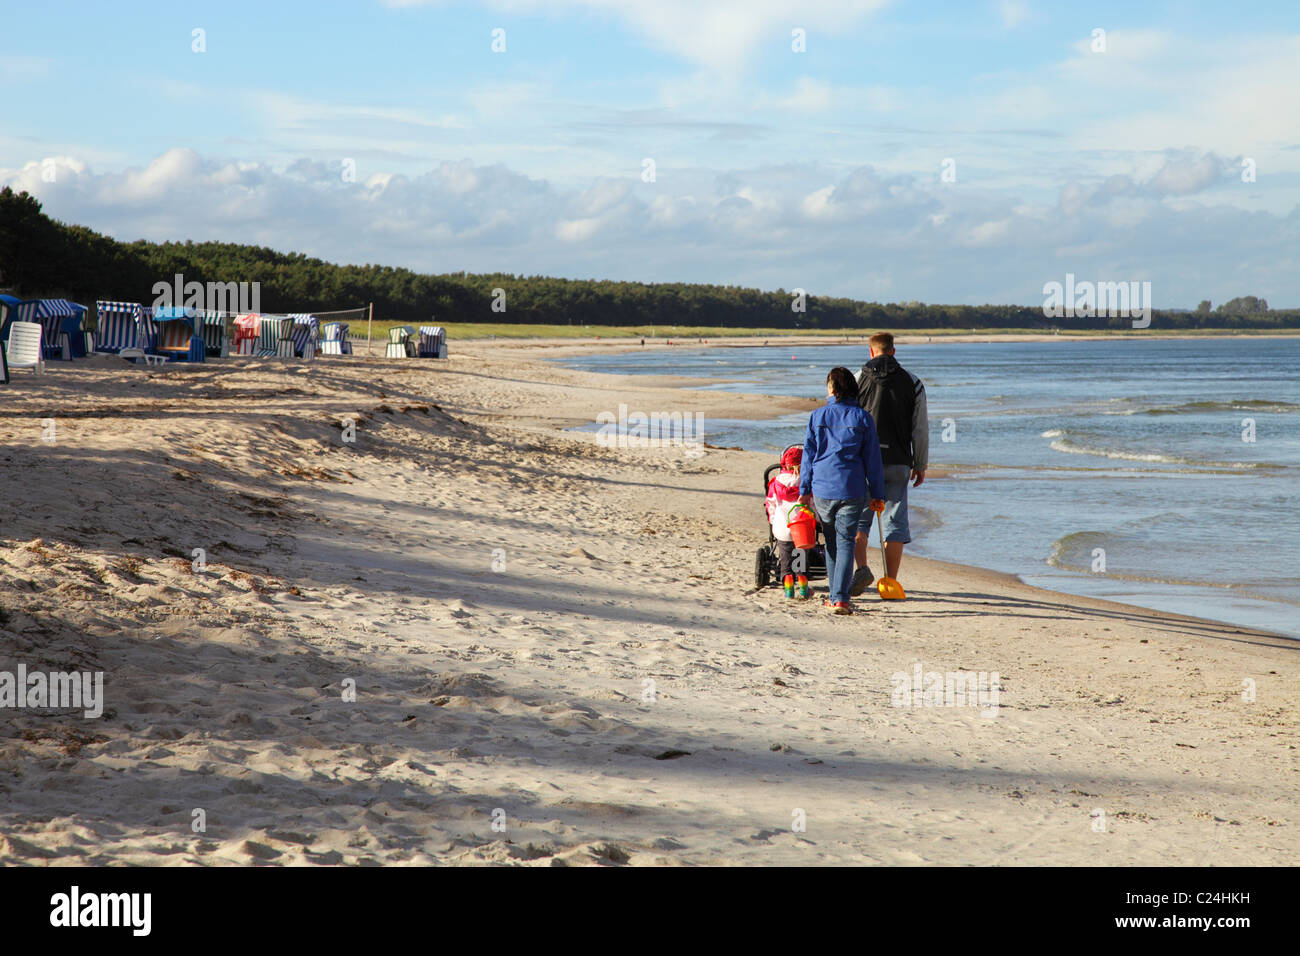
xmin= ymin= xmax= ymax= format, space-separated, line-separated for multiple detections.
xmin=1047 ymin=437 xmax=1268 ymax=469
xmin=1142 ymin=399 xmax=1300 ymax=416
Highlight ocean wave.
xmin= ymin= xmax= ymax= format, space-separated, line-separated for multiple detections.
xmin=1046 ymin=530 xmax=1211 ymax=584
xmin=1143 ymin=399 xmax=1300 ymax=416
xmin=908 ymin=504 xmax=942 ymax=532
xmin=1048 ymin=437 xmax=1270 ymax=470
xmin=1045 ymin=533 xmax=1299 ymax=604
xmin=1040 ymin=429 xmax=1063 ymax=438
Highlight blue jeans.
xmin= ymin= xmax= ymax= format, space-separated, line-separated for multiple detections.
xmin=813 ymin=496 xmax=865 ymax=604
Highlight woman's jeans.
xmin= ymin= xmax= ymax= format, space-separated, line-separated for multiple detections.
xmin=813 ymin=497 xmax=865 ymax=604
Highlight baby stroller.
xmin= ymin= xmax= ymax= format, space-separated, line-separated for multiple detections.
xmin=754 ymin=445 xmax=827 ymax=588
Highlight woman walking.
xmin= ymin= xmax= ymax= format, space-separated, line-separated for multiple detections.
xmin=798 ymin=367 xmax=886 ymax=614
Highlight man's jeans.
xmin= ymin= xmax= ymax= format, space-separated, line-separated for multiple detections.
xmin=813 ymin=496 xmax=865 ymax=604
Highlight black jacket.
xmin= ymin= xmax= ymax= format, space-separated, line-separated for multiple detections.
xmin=856 ymin=355 xmax=929 ymax=469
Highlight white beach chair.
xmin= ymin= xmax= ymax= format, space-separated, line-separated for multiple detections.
xmin=319 ymin=322 xmax=351 ymax=355
xmin=6 ymin=321 xmax=45 ymax=375
xmin=385 ymin=326 xmax=411 ymax=358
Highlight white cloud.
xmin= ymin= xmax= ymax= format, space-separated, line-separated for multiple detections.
xmin=1056 ymin=33 xmax=1300 ymax=154
xmin=251 ymin=91 xmax=469 ymax=133
xmin=379 ymin=0 xmax=893 ymax=71
xmin=0 ymin=55 xmax=54 ymax=82
xmin=765 ymin=77 xmax=833 ymax=113
xmin=4 ymin=148 xmax=1297 ymax=307
xmin=997 ymin=0 xmax=1029 ymax=29
xmin=800 ymin=184 xmax=836 ymax=219
xmin=1145 ymin=153 xmax=1230 ymax=196
xmin=963 ymin=218 xmax=1012 ymax=246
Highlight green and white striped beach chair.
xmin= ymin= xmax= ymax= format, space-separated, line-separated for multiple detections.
xmin=256 ymin=315 xmax=295 ymax=357
xmin=385 ymin=326 xmax=411 ymax=358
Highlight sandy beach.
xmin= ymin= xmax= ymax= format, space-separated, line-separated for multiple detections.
xmin=0 ymin=345 xmax=1295 ymax=866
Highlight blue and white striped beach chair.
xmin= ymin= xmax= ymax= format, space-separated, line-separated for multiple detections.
xmin=94 ymin=301 xmax=144 ymax=353
xmin=417 ymin=325 xmax=447 ymax=358
xmin=287 ymin=314 xmax=319 ymax=359
xmin=0 ymin=295 xmax=14 ymax=382
xmin=16 ymin=299 xmax=86 ymax=360
xmin=136 ymin=307 xmax=158 ymax=353
xmin=319 ymin=322 xmax=352 ymax=355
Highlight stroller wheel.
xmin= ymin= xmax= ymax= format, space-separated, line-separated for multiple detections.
xmin=754 ymin=547 xmax=770 ymax=588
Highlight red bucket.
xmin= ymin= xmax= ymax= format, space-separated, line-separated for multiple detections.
xmin=786 ymin=504 xmax=817 ymax=550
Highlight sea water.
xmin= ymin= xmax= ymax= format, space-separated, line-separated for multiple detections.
xmin=560 ymin=338 xmax=1300 ymax=637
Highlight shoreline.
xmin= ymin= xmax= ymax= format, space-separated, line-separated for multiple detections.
xmin=450 ymin=330 xmax=1300 ymax=359
xmin=471 ymin=341 xmax=1295 ymax=641
xmin=0 ymin=349 xmax=1295 ymax=865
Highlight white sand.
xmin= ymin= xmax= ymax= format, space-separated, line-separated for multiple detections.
xmin=0 ymin=349 xmax=1294 ymax=865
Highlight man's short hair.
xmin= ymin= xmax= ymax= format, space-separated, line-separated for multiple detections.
xmin=870 ymin=332 xmax=895 ymax=353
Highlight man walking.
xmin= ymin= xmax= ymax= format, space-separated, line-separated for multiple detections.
xmin=850 ymin=332 xmax=928 ymax=597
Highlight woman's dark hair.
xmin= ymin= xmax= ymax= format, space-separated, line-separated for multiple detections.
xmin=827 ymin=366 xmax=858 ymax=401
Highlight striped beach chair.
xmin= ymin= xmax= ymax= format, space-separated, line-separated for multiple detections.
xmin=150 ymin=307 xmax=206 ymax=362
xmin=16 ymin=299 xmax=86 ymax=360
xmin=319 ymin=322 xmax=352 ymax=355
xmin=287 ymin=314 xmax=319 ymax=359
xmin=0 ymin=295 xmax=14 ymax=382
xmin=200 ymin=311 xmax=229 ymax=357
xmin=233 ymin=314 xmax=260 ymax=355
xmin=136 ymin=307 xmax=158 ymax=352
xmin=385 ymin=326 xmax=411 ymax=358
xmin=93 ymin=301 xmax=145 ymax=353
xmin=417 ymin=325 xmax=447 ymax=358
xmin=255 ymin=315 xmax=289 ymax=357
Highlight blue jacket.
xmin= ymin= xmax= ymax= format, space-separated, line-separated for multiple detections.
xmin=799 ymin=397 xmax=886 ymax=502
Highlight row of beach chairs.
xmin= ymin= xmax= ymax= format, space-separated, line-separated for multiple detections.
xmin=2 ymin=298 xmax=449 ymax=375
xmin=92 ymin=303 xmax=352 ymax=364
xmin=0 ymin=297 xmax=90 ymax=364
xmin=385 ymin=325 xmax=447 ymax=359
xmin=230 ymin=313 xmax=323 ymax=358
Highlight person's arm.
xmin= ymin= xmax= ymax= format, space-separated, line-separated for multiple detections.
xmin=911 ymin=377 xmax=929 ymax=483
xmin=799 ymin=414 xmax=817 ymax=499
xmin=863 ymin=414 xmax=886 ymax=502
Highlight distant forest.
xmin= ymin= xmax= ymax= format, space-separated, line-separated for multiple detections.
xmin=3 ymin=187 xmax=1297 ymax=330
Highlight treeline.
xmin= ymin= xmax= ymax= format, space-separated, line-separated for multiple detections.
xmin=3 ymin=187 xmax=1298 ymax=330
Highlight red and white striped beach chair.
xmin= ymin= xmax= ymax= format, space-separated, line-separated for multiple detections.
xmin=233 ymin=314 xmax=260 ymax=356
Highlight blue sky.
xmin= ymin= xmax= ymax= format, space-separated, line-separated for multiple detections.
xmin=3 ymin=0 xmax=1298 ymax=307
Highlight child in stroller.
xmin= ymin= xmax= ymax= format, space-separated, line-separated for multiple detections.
xmin=757 ymin=445 xmax=826 ymax=597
